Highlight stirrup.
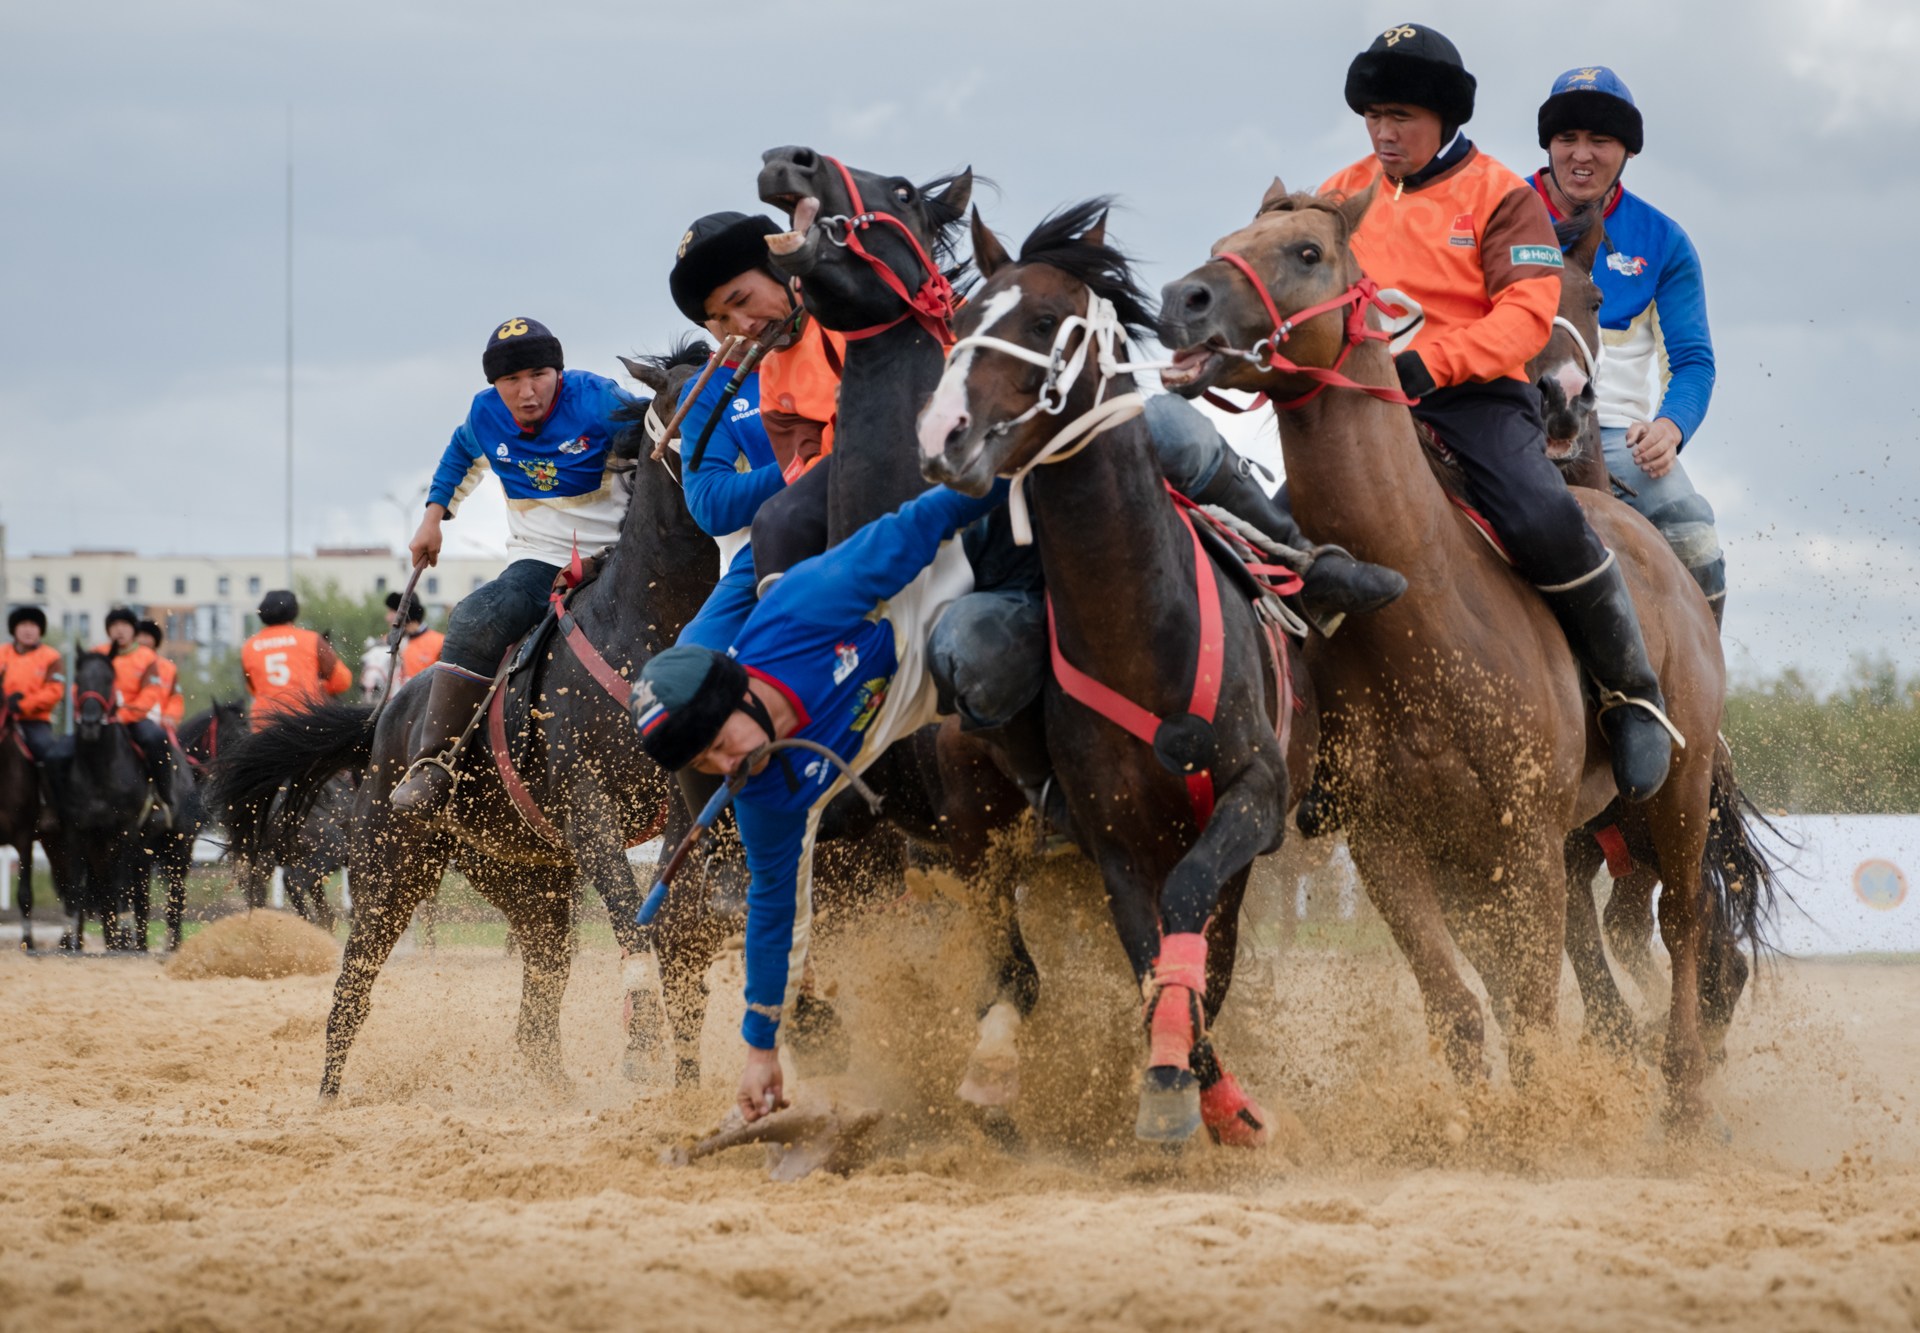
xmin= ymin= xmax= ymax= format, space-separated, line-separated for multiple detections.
xmin=392 ymin=751 xmax=461 ymax=810
xmin=1595 ymin=690 xmax=1687 ymax=749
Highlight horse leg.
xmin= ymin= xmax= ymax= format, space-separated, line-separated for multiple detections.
xmin=1491 ymin=836 xmax=1568 ymax=1086
xmin=320 ymin=835 xmax=444 ymax=1100
xmin=1349 ymin=833 xmax=1487 ymax=1083
xmin=164 ymin=851 xmax=186 ymax=951
xmin=1191 ymin=863 xmax=1285 ymax=1149
xmin=130 ymin=849 xmax=153 ymax=953
xmin=653 ymin=841 xmax=726 ymax=1088
xmin=486 ymin=865 xmax=574 ymax=1086
xmin=16 ymin=839 xmax=33 ymax=952
xmin=1644 ymin=762 xmax=1716 ymax=1129
xmin=1563 ymin=832 xmax=1635 ymax=1052
xmin=1603 ymin=865 xmax=1663 ymax=1009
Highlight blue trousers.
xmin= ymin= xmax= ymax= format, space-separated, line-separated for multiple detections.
xmin=441 ymin=558 xmax=561 ymax=676
xmin=1600 ymin=426 xmax=1726 ymax=604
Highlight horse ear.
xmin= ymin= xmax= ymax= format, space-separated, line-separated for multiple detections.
xmin=1335 ymin=180 xmax=1380 ymax=236
xmin=1081 ymin=210 xmax=1109 ymax=249
xmin=618 ymin=354 xmax=669 ymax=394
xmin=933 ymin=168 xmax=973 ymax=217
xmin=1567 ymin=214 xmax=1606 ymax=272
xmin=971 ymin=207 xmax=1011 ymax=279
xmin=1256 ymin=177 xmax=1291 ymax=216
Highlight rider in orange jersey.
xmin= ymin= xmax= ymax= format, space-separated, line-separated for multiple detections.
xmin=134 ymin=620 xmax=185 ymax=726
xmin=92 ymin=606 xmax=179 ymax=794
xmin=2 ymin=606 xmax=64 ymax=761
xmin=240 ymin=590 xmax=351 ymax=731
xmin=392 ymin=599 xmax=444 ymax=691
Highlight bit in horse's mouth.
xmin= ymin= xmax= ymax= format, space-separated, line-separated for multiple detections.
xmin=766 ymin=196 xmax=819 ymax=257
xmin=1161 ymin=343 xmax=1224 ymax=390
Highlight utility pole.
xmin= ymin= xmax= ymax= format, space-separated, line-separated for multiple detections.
xmin=284 ymin=104 xmax=295 ymax=589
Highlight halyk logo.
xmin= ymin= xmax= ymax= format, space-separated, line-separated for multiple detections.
xmin=557 ymin=435 xmax=589 ymax=455
xmin=1381 ymin=24 xmax=1417 ymax=46
xmin=1606 ymin=251 xmax=1649 ymax=277
xmin=832 ymin=641 xmax=860 ymax=685
xmin=518 ymin=460 xmax=560 ymax=491
xmin=496 ymin=317 xmax=529 ymax=340
xmin=1448 ymin=211 xmax=1476 ymax=248
xmin=1510 ymin=245 xmax=1565 ymax=269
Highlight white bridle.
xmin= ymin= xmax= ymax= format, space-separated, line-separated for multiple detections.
xmin=1550 ymin=314 xmax=1605 ymax=379
xmin=944 ymin=293 xmax=1171 ymax=545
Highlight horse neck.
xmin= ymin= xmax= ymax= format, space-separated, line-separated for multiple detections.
xmin=831 ymin=322 xmax=942 ymax=539
xmin=579 ymin=455 xmax=715 ymax=663
xmin=1030 ymin=405 xmax=1199 ymax=701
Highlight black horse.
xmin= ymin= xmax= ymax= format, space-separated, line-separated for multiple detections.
xmin=0 ymin=695 xmax=47 ymax=950
xmin=918 ymin=202 xmax=1318 ymax=1146
xmin=213 ymin=347 xmax=720 ymax=1097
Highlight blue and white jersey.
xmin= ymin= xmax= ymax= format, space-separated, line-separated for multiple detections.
xmin=724 ymin=482 xmax=1005 ymax=1049
xmin=1532 ymin=173 xmax=1716 ymax=445
xmin=678 ymin=366 xmax=783 ymax=579
xmin=428 ymin=369 xmax=641 ymax=564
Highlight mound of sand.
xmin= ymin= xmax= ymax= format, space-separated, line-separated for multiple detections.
xmin=165 ymin=910 xmax=340 ymax=981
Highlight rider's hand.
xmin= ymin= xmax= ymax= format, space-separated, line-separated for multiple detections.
xmin=737 ymin=1045 xmax=786 ymax=1123
xmin=1392 ymin=350 xmax=1438 ymax=399
xmin=4 ymin=692 xmax=22 ymax=712
xmin=408 ymin=506 xmax=447 ymax=569
xmin=1626 ymin=418 xmax=1682 ymax=480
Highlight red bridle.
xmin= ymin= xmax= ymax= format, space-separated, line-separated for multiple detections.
xmin=75 ymin=689 xmax=115 ymax=722
xmin=1203 ymin=250 xmax=1417 ymax=412
xmin=816 ymin=155 xmax=956 ymax=347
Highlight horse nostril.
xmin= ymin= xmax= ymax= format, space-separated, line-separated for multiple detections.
xmin=1182 ymin=284 xmax=1212 ymax=315
xmin=791 ymin=147 xmax=816 ymax=168
xmin=944 ymin=417 xmax=970 ymax=450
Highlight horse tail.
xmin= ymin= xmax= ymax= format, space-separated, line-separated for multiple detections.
xmin=1702 ymin=738 xmax=1789 ymax=961
xmin=208 ymin=702 xmax=375 ymax=862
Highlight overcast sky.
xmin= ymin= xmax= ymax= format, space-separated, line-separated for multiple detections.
xmin=2 ymin=0 xmax=1914 ymax=682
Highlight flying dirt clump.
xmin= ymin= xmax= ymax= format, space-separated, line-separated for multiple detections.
xmin=165 ymin=910 xmax=341 ymax=980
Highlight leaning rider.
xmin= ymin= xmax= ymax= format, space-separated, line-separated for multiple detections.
xmin=631 ymin=479 xmax=1005 ymax=1122
xmin=392 ymin=318 xmax=640 ymax=816
xmin=2 ymin=606 xmax=65 ymax=762
xmin=92 ymin=607 xmax=178 ymax=797
xmin=1321 ymin=22 xmax=1674 ymax=800
xmin=134 ymin=619 xmax=185 ymax=727
xmin=1530 ymin=65 xmax=1725 ymax=625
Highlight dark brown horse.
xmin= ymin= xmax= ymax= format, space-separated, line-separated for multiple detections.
xmin=1158 ymin=182 xmax=1765 ymax=1125
xmin=213 ymin=349 xmax=721 ymax=1097
xmin=918 ymin=201 xmax=1319 ymax=1145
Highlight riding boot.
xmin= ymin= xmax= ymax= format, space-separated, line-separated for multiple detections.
xmin=1538 ymin=554 xmax=1677 ymax=804
xmin=969 ymin=705 xmax=1076 ymax=845
xmin=1189 ymin=451 xmax=1407 ymax=627
xmin=675 ymin=767 xmax=751 ymax=917
xmin=389 ymin=668 xmax=490 ymax=817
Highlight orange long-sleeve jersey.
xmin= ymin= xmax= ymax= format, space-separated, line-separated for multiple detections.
xmin=395 ymin=626 xmax=444 ymax=689
xmin=757 ymin=315 xmax=846 ymax=480
xmin=154 ymin=655 xmax=185 ymax=724
xmin=241 ymin=625 xmax=351 ymax=729
xmin=90 ymin=641 xmax=165 ymax=724
xmin=1319 ymin=144 xmax=1562 ymax=388
xmin=0 ymin=643 xmax=65 ymax=721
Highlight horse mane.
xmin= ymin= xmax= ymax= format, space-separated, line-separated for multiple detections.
xmin=921 ymin=169 xmax=987 ymax=296
xmin=1554 ymin=210 xmax=1599 ymax=250
xmin=1015 ymin=197 xmax=1157 ymax=339
xmin=636 ymin=334 xmax=716 ymax=377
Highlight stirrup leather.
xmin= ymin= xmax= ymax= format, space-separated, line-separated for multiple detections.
xmin=1595 ymin=689 xmax=1687 ymax=749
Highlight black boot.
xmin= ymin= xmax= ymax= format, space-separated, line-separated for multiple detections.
xmin=1190 ymin=452 xmax=1407 ymax=625
xmin=1539 ymin=554 xmax=1677 ymax=803
xmin=675 ymin=767 xmax=750 ymax=917
xmin=390 ymin=668 xmax=490 ymax=817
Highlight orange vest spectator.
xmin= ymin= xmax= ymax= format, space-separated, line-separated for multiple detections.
xmin=397 ymin=626 xmax=445 ymax=688
xmin=757 ymin=316 xmax=845 ymax=480
xmin=241 ymin=590 xmax=351 ymax=730
xmin=90 ymin=640 xmax=165 ymax=724
xmin=1 ymin=611 xmax=65 ymax=722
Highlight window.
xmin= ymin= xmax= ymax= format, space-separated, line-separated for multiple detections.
xmin=425 ymin=576 xmax=440 ymax=596
xmin=247 ymin=576 xmax=261 ymax=595
xmin=76 ymin=612 xmax=90 ymax=638
xmin=374 ymin=575 xmax=388 ymax=594
xmin=217 ymin=575 xmax=231 ymax=596
xmin=69 ymin=576 xmax=81 ymax=594
xmin=31 ymin=575 xmax=45 ymax=595
xmin=126 ymin=576 xmax=139 ymax=595
xmin=173 ymin=577 xmax=187 ymax=596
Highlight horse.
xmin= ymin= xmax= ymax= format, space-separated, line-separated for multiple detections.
xmin=917 ymin=201 xmax=1320 ymax=1146
xmin=0 ymin=694 xmax=44 ymax=950
xmin=1157 ymin=180 xmax=1770 ymax=1125
xmin=212 ymin=347 xmax=721 ymax=1098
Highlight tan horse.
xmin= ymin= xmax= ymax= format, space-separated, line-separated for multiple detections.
xmin=1158 ymin=182 xmax=1732 ymax=1124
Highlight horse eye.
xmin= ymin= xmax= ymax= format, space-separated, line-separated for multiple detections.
xmin=1031 ymin=316 xmax=1057 ymax=338
xmin=892 ymin=183 xmax=914 ymax=205
xmin=1299 ymin=246 xmax=1321 ymax=265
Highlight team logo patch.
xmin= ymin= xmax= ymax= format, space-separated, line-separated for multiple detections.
xmin=850 ymin=676 xmax=890 ymax=733
xmin=1565 ymin=67 xmax=1603 ymax=86
xmin=495 ymin=443 xmax=510 ymax=459
xmin=1510 ymin=245 xmax=1565 ymax=268
xmin=1606 ymin=251 xmax=1648 ymax=277
xmin=677 ymin=229 xmax=694 ymax=260
xmin=832 ymin=642 xmax=860 ymax=685
xmin=557 ymin=434 xmax=589 ymax=455
xmin=631 ymin=682 xmax=668 ymax=735
xmin=518 ymin=460 xmax=560 ymax=491
xmin=1448 ymin=211 xmax=1476 ymax=248
xmin=496 ymin=317 xmax=529 ymax=340
xmin=733 ymin=398 xmax=751 ymax=413
xmin=1380 ymin=24 xmax=1416 ymax=45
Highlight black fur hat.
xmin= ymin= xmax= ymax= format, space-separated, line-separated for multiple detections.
xmin=7 ymin=605 xmax=47 ymax=635
xmin=1345 ymin=23 xmax=1477 ymax=137
xmin=1538 ymin=66 xmax=1644 ymax=155
xmin=105 ymin=606 xmax=139 ymax=633
xmin=136 ymin=618 xmax=164 ymax=646
xmin=630 ymin=644 xmax=750 ymax=772
xmin=258 ymin=590 xmax=299 ymax=626
xmin=482 ymin=317 xmax=564 ymax=384
xmin=669 ymin=212 xmax=782 ymax=326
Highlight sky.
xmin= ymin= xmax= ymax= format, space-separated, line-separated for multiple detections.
xmin=2 ymin=0 xmax=1915 ymax=683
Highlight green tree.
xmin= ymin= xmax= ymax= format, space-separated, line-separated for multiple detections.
xmin=1724 ymin=654 xmax=1920 ymax=813
xmin=294 ymin=578 xmax=391 ymax=673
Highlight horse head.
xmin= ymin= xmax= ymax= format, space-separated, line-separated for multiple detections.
xmin=756 ymin=146 xmax=973 ymax=339
xmin=1532 ymin=216 xmax=1607 ymax=462
xmin=917 ymin=200 xmax=1156 ymax=495
xmin=73 ymin=650 xmax=117 ymax=741
xmin=1157 ymin=179 xmax=1383 ymax=402
xmin=614 ymin=335 xmax=718 ymax=470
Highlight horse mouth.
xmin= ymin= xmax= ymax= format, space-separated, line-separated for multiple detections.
xmin=765 ymin=196 xmax=820 ymax=257
xmin=1545 ymin=434 xmax=1578 ymax=460
xmin=1161 ymin=343 xmax=1226 ymax=393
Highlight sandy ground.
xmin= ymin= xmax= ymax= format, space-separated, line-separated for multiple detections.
xmin=2 ymin=866 xmax=1918 ymax=1332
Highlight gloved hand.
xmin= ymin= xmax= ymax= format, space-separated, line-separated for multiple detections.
xmin=4 ymin=692 xmax=22 ymax=713
xmin=1393 ymin=349 xmax=1437 ymax=399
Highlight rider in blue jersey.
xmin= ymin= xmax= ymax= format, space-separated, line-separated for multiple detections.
xmin=632 ymin=481 xmax=1005 ymax=1121
xmin=1530 ymin=66 xmax=1726 ymax=624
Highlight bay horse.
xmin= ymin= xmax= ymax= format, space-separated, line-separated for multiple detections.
xmin=0 ymin=694 xmax=43 ymax=950
xmin=213 ymin=348 xmax=722 ymax=1098
xmin=1157 ymin=181 xmax=1765 ymax=1125
xmin=917 ymin=201 xmax=1319 ymax=1145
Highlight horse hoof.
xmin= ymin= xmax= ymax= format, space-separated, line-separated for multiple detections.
xmin=1200 ymin=1073 xmax=1271 ymax=1150
xmin=1135 ymin=1066 xmax=1201 ymax=1143
xmin=957 ymin=1063 xmax=1020 ymax=1109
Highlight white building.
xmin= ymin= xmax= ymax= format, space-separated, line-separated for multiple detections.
xmin=2 ymin=543 xmax=502 ymax=653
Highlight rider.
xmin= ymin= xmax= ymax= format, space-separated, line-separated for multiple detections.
xmin=392 ymin=318 xmax=641 ymax=816
xmin=1321 ymin=22 xmax=1674 ymax=801
xmin=1530 ymin=66 xmax=1725 ymax=625
xmin=391 ymin=597 xmax=445 ymax=692
xmin=240 ymin=591 xmax=352 ymax=730
xmin=631 ymin=479 xmax=1006 ymax=1122
xmin=134 ymin=620 xmax=185 ymax=727
xmin=2 ymin=607 xmax=65 ymax=762
xmin=93 ymin=607 xmax=177 ymax=796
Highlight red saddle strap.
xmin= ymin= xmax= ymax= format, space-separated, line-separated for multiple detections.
xmin=1047 ymin=489 xmax=1224 ymax=829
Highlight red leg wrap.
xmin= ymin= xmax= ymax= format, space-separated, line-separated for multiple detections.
xmin=1146 ymin=933 xmax=1209 ymax=1070
xmin=1200 ymin=1072 xmax=1271 ymax=1149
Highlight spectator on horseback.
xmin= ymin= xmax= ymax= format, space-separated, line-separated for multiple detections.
xmin=391 ymin=317 xmax=642 ymax=817
xmin=1322 ymin=22 xmax=1676 ymax=801
xmin=134 ymin=619 xmax=185 ymax=726
xmin=240 ymin=591 xmax=351 ymax=731
xmin=631 ymin=479 xmax=1007 ymax=1123
xmin=93 ymin=606 xmax=179 ymax=797
xmin=389 ymin=595 xmax=444 ymax=692
xmin=2 ymin=606 xmax=64 ymax=762
xmin=1530 ymin=66 xmax=1725 ymax=626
